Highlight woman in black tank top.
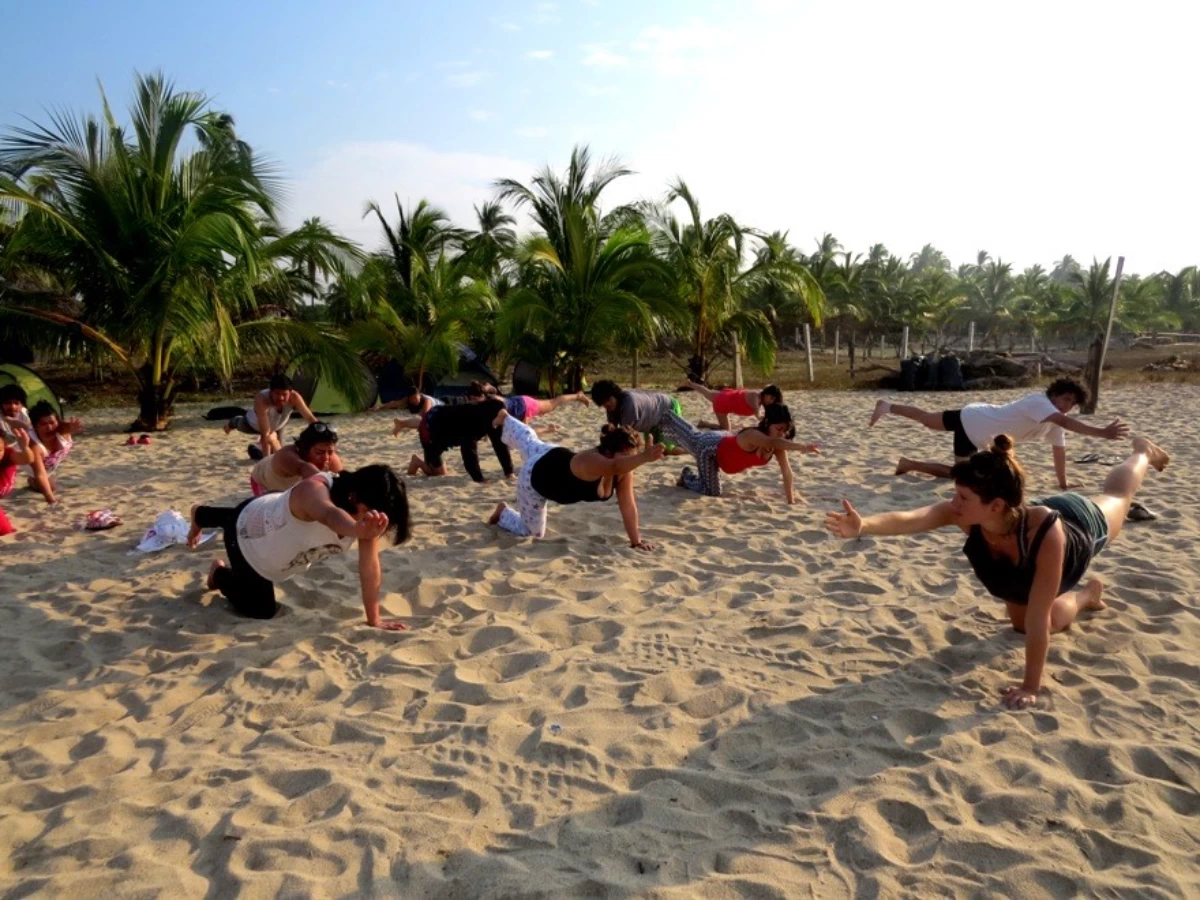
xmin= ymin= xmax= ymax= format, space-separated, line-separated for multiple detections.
xmin=824 ymin=434 xmax=1170 ymax=710
xmin=486 ymin=409 xmax=666 ymax=549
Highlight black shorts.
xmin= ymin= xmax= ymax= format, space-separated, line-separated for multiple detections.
xmin=942 ymin=410 xmax=977 ymax=458
xmin=418 ymin=411 xmax=446 ymax=470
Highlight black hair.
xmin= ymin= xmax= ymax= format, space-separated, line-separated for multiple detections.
xmin=405 ymin=385 xmax=421 ymax=398
xmin=330 ymin=464 xmax=411 ymax=546
xmin=597 ymin=424 xmax=638 ymax=455
xmin=590 ymin=379 xmax=623 ymax=406
xmin=760 ymin=384 xmax=783 ymax=404
xmin=295 ymin=421 xmax=338 ymax=456
xmin=950 ymin=434 xmax=1025 ymax=508
xmin=28 ymin=400 xmax=56 ymax=427
xmin=269 ymin=373 xmax=292 ymax=391
xmin=1047 ymin=378 xmax=1087 ymax=407
xmin=0 ymin=384 xmax=27 ymax=405
xmin=757 ymin=403 xmax=796 ymax=440
xmin=466 ymin=380 xmax=487 ymax=399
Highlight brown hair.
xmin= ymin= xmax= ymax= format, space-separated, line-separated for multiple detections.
xmin=597 ymin=424 xmax=638 ymax=455
xmin=950 ymin=434 xmax=1025 ymax=507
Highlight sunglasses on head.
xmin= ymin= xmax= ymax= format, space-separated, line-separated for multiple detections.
xmin=310 ymin=422 xmax=338 ymax=438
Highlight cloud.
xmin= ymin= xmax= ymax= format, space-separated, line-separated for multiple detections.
xmin=291 ymin=141 xmax=534 ymax=246
xmin=468 ymin=109 xmax=494 ymax=121
xmin=525 ymin=49 xmax=555 ymax=60
xmin=630 ymin=19 xmax=727 ymax=75
xmin=581 ymin=43 xmax=628 ymax=67
xmin=446 ymin=71 xmax=490 ymax=88
xmin=326 ymin=79 xmax=350 ymax=88
xmin=490 ymin=16 xmax=520 ymax=31
xmin=514 ymin=126 xmax=549 ymax=138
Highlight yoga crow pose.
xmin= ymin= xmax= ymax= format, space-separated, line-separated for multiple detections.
xmin=190 ymin=464 xmax=410 ymax=627
xmin=662 ymin=405 xmax=819 ymax=503
xmin=869 ymin=379 xmax=1129 ymax=489
xmin=250 ymin=422 xmax=344 ymax=496
xmin=686 ymin=381 xmax=783 ymax=430
xmin=824 ymin=434 xmax=1170 ymax=709
xmin=487 ymin=409 xmax=664 ymax=549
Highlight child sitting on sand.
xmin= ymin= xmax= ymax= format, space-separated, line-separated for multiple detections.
xmin=1 ymin=386 xmax=77 ymax=504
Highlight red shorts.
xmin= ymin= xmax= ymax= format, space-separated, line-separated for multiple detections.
xmin=712 ymin=389 xmax=756 ymax=418
xmin=0 ymin=461 xmax=16 ymax=499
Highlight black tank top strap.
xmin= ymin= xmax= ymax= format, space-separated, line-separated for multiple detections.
xmin=1024 ymin=510 xmax=1060 ymax=565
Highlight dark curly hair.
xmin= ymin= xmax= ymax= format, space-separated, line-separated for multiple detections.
xmin=590 ymin=379 xmax=623 ymax=406
xmin=28 ymin=400 xmax=57 ymax=428
xmin=1046 ymin=378 xmax=1087 ymax=408
xmin=950 ymin=434 xmax=1025 ymax=508
xmin=295 ymin=422 xmax=338 ymax=456
xmin=760 ymin=384 xmax=783 ymax=404
xmin=330 ymin=464 xmax=411 ymax=545
xmin=0 ymin=384 xmax=27 ymax=406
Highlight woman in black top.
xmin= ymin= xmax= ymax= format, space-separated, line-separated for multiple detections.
xmin=824 ymin=434 xmax=1170 ymax=709
xmin=406 ymin=398 xmax=514 ymax=483
xmin=486 ymin=409 xmax=665 ymax=549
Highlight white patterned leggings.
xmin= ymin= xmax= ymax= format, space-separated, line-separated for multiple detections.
xmin=497 ymin=415 xmax=557 ymax=538
xmin=660 ymin=412 xmax=725 ymax=497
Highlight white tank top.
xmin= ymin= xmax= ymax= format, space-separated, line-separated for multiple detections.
xmin=236 ymin=472 xmax=354 ymax=582
xmin=245 ymin=389 xmax=295 ymax=433
xmin=251 ymin=451 xmax=301 ymax=493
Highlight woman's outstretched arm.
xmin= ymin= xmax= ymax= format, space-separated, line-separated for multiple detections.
xmin=825 ymin=499 xmax=956 ymax=539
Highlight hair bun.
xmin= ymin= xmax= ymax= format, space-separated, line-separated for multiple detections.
xmin=991 ymin=434 xmax=1015 ymax=455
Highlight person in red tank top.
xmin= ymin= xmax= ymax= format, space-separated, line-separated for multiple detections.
xmin=666 ymin=404 xmax=819 ymax=503
xmin=684 ymin=380 xmax=783 ymax=430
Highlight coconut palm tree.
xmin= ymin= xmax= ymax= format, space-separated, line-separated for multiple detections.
xmin=1065 ymin=257 xmax=1118 ymax=334
xmin=645 ymin=179 xmax=822 ymax=382
xmin=909 ymin=243 xmax=951 ymax=275
xmin=0 ymin=73 xmax=365 ymax=428
xmin=493 ymin=145 xmax=670 ymax=391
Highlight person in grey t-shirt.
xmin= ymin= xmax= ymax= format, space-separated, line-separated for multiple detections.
xmin=590 ymin=380 xmax=687 ymax=454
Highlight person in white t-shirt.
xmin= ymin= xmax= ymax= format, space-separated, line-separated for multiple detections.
xmin=868 ymin=379 xmax=1129 ymax=488
xmin=224 ymin=373 xmax=318 ymax=459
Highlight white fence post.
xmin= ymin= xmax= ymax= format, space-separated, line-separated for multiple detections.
xmin=804 ymin=323 xmax=814 ymax=382
xmin=967 ymin=321 xmax=975 ymax=353
xmin=901 ymin=325 xmax=909 ymax=360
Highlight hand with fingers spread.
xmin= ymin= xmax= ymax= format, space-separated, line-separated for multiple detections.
xmin=368 ymin=618 xmax=409 ymax=632
xmin=630 ymin=539 xmax=657 ymax=552
xmin=1101 ymin=419 xmax=1130 ymax=441
xmin=641 ymin=433 xmax=666 ymax=464
xmin=824 ymin=499 xmax=863 ymax=539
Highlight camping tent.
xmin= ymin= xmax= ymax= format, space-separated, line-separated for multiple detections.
xmin=0 ymin=362 xmax=62 ymax=418
xmin=428 ymin=346 xmax=499 ymax=399
xmin=511 ymin=359 xmax=541 ymax=397
xmin=286 ymin=362 xmax=378 ymax=416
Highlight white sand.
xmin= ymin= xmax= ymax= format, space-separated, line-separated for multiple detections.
xmin=0 ymin=385 xmax=1196 ymax=898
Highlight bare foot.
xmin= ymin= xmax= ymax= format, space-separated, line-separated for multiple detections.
xmin=1079 ymin=577 xmax=1106 ymax=611
xmin=223 ymin=421 xmax=233 ymax=435
xmin=488 ymin=502 xmax=507 ymax=525
xmin=406 ymin=454 xmax=423 ymax=476
xmin=895 ymin=457 xmax=914 ymax=476
xmin=869 ymin=399 xmax=890 ymax=427
xmin=392 ymin=418 xmax=403 ymax=437
xmin=1132 ymin=437 xmax=1170 ymax=472
xmin=575 ymin=392 xmax=590 ymax=406
xmin=206 ymin=559 xmax=226 ymax=590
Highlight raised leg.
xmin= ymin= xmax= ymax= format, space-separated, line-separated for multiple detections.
xmin=895 ymin=457 xmax=954 ymax=478
xmin=686 ymin=380 xmax=719 ymax=403
xmin=1089 ymin=437 xmax=1169 ymax=543
xmin=879 ymin=402 xmax=946 ymax=431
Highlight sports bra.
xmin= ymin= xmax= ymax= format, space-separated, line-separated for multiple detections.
xmin=530 ymin=447 xmax=614 ymax=505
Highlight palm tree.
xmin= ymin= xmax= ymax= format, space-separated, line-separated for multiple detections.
xmin=493 ymin=145 xmax=669 ymax=391
xmin=909 ymin=243 xmax=951 ymax=275
xmin=1065 ymin=257 xmax=1118 ymax=334
xmin=0 ymin=73 xmax=365 ymax=428
xmin=912 ymin=269 xmax=967 ymax=350
xmin=645 ymin=179 xmax=822 ymax=381
xmin=1159 ymin=266 xmax=1198 ymax=332
xmin=967 ymin=259 xmax=1017 ymax=348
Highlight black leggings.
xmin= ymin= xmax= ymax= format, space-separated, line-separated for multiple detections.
xmin=194 ymin=501 xmax=278 ymax=619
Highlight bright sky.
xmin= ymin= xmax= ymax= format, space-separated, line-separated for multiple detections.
xmin=2 ymin=0 xmax=1196 ymax=274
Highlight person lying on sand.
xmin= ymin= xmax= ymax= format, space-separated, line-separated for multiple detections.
xmin=224 ymin=373 xmax=318 ymax=459
xmin=405 ymin=395 xmax=514 ymax=483
xmin=1 ymin=385 xmax=60 ymax=504
xmin=486 ymin=408 xmax=663 ymax=550
xmin=189 ymin=464 xmax=410 ymax=628
xmin=250 ymin=422 xmax=344 ymax=496
xmin=825 ymin=434 xmax=1169 ymax=709
xmin=661 ymin=405 xmax=819 ymax=504
xmin=685 ymin=380 xmax=783 ymax=431
xmin=378 ymin=385 xmax=442 ymax=415
xmin=868 ymin=378 xmax=1129 ymax=489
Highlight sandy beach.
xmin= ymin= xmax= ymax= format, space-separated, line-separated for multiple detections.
xmin=0 ymin=384 xmax=1196 ymax=898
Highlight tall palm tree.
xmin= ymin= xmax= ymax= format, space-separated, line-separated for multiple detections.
xmin=493 ymin=145 xmax=669 ymax=391
xmin=0 ymin=73 xmax=364 ymax=428
xmin=645 ymin=179 xmax=822 ymax=381
xmin=1066 ymin=257 xmax=1118 ymax=334
xmin=909 ymin=243 xmax=951 ymax=275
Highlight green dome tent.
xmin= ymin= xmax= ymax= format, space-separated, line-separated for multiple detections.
xmin=0 ymin=362 xmax=62 ymax=418
xmin=286 ymin=362 xmax=378 ymax=416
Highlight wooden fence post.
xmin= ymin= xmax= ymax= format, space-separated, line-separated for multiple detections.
xmin=632 ymin=348 xmax=639 ymax=388
xmin=849 ymin=332 xmax=856 ymax=378
xmin=834 ymin=327 xmax=840 ymax=366
xmin=1083 ymin=255 xmax=1125 ymax=414
xmin=803 ymin=323 xmax=814 ymax=382
xmin=732 ymin=333 xmax=743 ymax=388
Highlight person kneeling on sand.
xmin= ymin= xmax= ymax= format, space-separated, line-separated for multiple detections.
xmin=189 ymin=464 xmax=410 ymax=628
xmin=486 ymin=408 xmax=663 ymax=549
xmin=249 ymin=422 xmax=344 ymax=496
xmin=406 ymin=394 xmax=514 ymax=483
xmin=591 ymin=379 xmax=687 ymax=455
xmin=824 ymin=434 xmax=1170 ymax=709
xmin=2 ymin=385 xmax=61 ymax=504
xmin=868 ymin=378 xmax=1128 ymax=489
xmin=224 ymin=373 xmax=318 ymax=459
xmin=685 ymin=380 xmax=783 ymax=431
xmin=663 ymin=404 xmax=819 ymax=504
